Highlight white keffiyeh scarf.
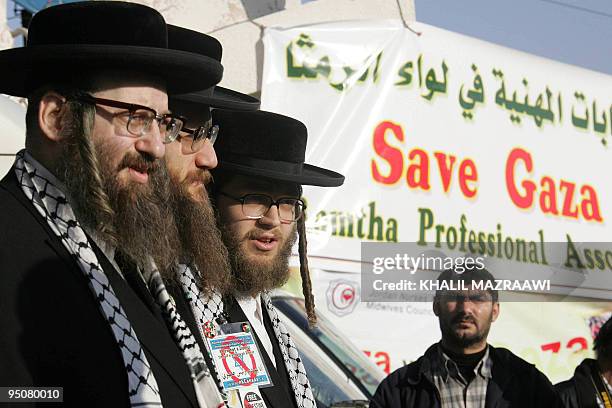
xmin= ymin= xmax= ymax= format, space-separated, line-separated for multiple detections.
xmin=178 ymin=264 xmax=316 ymax=408
xmin=15 ymin=150 xmax=222 ymax=408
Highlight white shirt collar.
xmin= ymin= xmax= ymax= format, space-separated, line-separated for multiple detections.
xmin=236 ymin=294 xmax=276 ymax=368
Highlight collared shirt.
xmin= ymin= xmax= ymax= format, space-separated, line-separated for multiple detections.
xmin=431 ymin=343 xmax=493 ymax=408
xmin=236 ymin=294 xmax=276 ymax=368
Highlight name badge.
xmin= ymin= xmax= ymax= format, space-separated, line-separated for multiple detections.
xmin=207 ymin=322 xmax=272 ymax=392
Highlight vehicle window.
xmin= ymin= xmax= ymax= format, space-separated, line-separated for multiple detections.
xmin=273 ymin=296 xmax=385 ymax=397
xmin=280 ymin=314 xmax=367 ymax=408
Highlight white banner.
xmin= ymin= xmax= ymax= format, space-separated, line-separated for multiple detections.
xmin=264 ymin=21 xmax=612 ymax=382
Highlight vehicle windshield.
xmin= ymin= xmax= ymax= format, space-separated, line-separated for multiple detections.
xmin=282 ymin=315 xmax=367 ymax=407
xmin=273 ymin=296 xmax=385 ymax=397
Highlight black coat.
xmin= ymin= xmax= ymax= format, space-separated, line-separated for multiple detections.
xmin=371 ymin=344 xmax=563 ymax=408
xmin=0 ymin=168 xmax=198 ymax=407
xmin=555 ymin=358 xmax=603 ymax=408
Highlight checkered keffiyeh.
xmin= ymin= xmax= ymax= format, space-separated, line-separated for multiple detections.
xmin=177 ymin=264 xmax=227 ymax=395
xmin=431 ymin=344 xmax=492 ymax=408
xmin=15 ymin=150 xmax=162 ymax=407
xmin=261 ymin=292 xmax=316 ymax=408
xmin=148 ymin=270 xmax=225 ymax=408
xmin=178 ymin=264 xmax=316 ymax=408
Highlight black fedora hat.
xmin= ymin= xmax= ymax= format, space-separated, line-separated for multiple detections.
xmin=212 ymin=110 xmax=344 ymax=187
xmin=168 ymin=25 xmax=260 ymax=111
xmin=0 ymin=1 xmax=223 ymax=97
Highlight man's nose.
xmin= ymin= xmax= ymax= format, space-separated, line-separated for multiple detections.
xmin=134 ymin=126 xmax=165 ymax=159
xmin=194 ymin=141 xmax=218 ymax=170
xmin=258 ymin=204 xmax=282 ymax=227
xmin=457 ymin=298 xmax=478 ymax=314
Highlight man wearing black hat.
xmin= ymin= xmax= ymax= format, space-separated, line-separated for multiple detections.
xmin=371 ymin=267 xmax=562 ymax=408
xmin=163 ymin=24 xmax=260 ymax=300
xmin=199 ymin=109 xmax=344 ymax=408
xmin=0 ymin=3 xmax=224 ymax=407
xmin=160 ymin=27 xmax=265 ymax=407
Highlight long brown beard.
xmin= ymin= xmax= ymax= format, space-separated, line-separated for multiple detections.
xmin=169 ymin=179 xmax=233 ymax=294
xmin=220 ymin=223 xmax=297 ymax=298
xmin=57 ymin=103 xmax=182 ymax=278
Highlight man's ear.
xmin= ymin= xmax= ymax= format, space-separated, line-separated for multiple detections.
xmin=37 ymin=92 xmax=70 ymax=143
xmin=491 ymin=301 xmax=500 ymax=322
xmin=433 ymin=298 xmax=440 ymax=316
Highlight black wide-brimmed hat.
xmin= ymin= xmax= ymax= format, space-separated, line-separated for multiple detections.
xmin=0 ymin=1 xmax=223 ymax=97
xmin=168 ymin=25 xmax=260 ymax=111
xmin=212 ymin=110 xmax=344 ymax=187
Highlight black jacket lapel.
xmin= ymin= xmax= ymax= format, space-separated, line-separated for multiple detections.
xmin=93 ymin=243 xmax=198 ymax=407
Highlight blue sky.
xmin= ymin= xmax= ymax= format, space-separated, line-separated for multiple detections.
xmin=7 ymin=0 xmax=612 ymax=76
xmin=415 ymin=0 xmax=612 ymax=76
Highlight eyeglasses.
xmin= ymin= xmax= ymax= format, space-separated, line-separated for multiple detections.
xmin=72 ymin=94 xmax=184 ymax=143
xmin=218 ymin=191 xmax=306 ymax=223
xmin=176 ymin=119 xmax=220 ymax=153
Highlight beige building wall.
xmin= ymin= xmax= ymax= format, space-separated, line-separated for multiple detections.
xmin=122 ymin=0 xmax=416 ymax=94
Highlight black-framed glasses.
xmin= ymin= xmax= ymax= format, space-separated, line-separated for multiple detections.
xmin=72 ymin=94 xmax=184 ymax=144
xmin=218 ymin=191 xmax=306 ymax=223
xmin=176 ymin=119 xmax=220 ymax=153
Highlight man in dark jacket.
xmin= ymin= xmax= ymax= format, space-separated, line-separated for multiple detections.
xmin=208 ymin=110 xmax=345 ymax=408
xmin=0 ymin=2 xmax=224 ymax=407
xmin=371 ymin=267 xmax=562 ymax=408
xmin=556 ymin=317 xmax=612 ymax=408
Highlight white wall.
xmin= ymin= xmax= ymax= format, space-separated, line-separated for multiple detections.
xmin=0 ymin=96 xmax=26 ymax=177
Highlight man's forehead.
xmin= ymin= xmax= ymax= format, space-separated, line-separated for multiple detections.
xmin=91 ymin=76 xmax=168 ymax=116
xmin=88 ymin=69 xmax=166 ymax=89
xmin=88 ymin=70 xmax=165 ymax=100
xmin=443 ymin=289 xmax=490 ymax=297
xmin=222 ymin=174 xmax=299 ymax=196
